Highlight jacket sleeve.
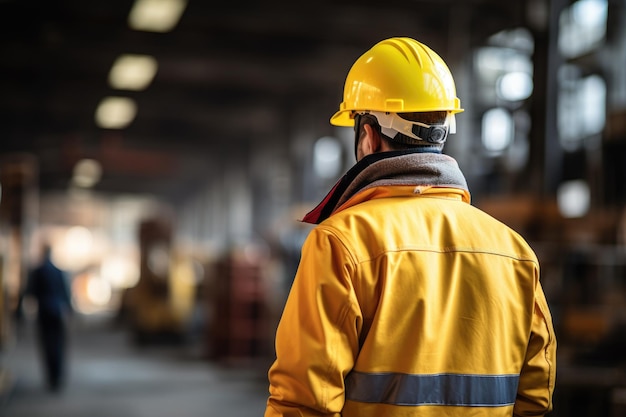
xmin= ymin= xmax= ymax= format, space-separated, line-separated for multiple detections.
xmin=514 ymin=277 xmax=557 ymax=417
xmin=265 ymin=226 xmax=361 ymax=417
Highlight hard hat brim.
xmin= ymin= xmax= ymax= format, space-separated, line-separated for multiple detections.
xmin=330 ymin=110 xmax=354 ymax=127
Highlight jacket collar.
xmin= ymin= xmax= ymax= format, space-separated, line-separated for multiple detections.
xmin=302 ymin=150 xmax=469 ymax=224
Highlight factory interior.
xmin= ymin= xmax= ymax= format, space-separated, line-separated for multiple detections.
xmin=1 ymin=0 xmax=626 ymax=415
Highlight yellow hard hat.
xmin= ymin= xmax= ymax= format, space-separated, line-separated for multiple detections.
xmin=330 ymin=37 xmax=463 ymax=127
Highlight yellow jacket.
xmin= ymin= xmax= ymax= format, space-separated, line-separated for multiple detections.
xmin=266 ymin=152 xmax=556 ymax=417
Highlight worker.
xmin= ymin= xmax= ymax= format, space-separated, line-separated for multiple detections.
xmin=265 ymin=37 xmax=556 ymax=416
xmin=26 ymin=243 xmax=73 ymax=391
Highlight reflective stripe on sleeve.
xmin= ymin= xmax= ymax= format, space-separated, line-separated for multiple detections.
xmin=345 ymin=371 xmax=519 ymax=407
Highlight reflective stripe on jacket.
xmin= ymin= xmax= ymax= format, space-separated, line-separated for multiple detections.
xmin=266 ymin=184 xmax=556 ymax=417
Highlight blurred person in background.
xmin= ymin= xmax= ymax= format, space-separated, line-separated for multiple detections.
xmin=265 ymin=37 xmax=556 ymax=417
xmin=26 ymin=243 xmax=74 ymax=391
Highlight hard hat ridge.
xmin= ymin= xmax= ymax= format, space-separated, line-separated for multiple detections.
xmin=379 ymin=37 xmax=431 ymax=68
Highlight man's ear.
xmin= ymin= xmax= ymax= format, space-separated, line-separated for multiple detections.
xmin=362 ymin=123 xmax=382 ymax=155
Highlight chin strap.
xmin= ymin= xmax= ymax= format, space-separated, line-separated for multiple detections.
xmin=358 ymin=111 xmax=452 ymax=145
xmin=353 ymin=113 xmax=362 ymax=160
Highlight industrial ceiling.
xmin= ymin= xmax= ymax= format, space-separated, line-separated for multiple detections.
xmin=0 ymin=0 xmax=529 ymax=199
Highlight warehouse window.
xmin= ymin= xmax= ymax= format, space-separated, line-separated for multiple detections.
xmin=559 ymin=0 xmax=608 ymax=58
xmin=481 ymin=108 xmax=514 ymax=155
xmin=313 ymin=136 xmax=342 ymax=180
xmin=558 ymin=65 xmax=606 ymax=150
xmin=557 ymin=179 xmax=590 ymax=218
xmin=473 ymin=28 xmax=534 ymax=165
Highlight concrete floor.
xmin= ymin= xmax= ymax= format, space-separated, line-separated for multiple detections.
xmin=0 ymin=316 xmax=271 ymax=417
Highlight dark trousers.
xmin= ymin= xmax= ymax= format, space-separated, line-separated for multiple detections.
xmin=37 ymin=313 xmax=67 ymax=390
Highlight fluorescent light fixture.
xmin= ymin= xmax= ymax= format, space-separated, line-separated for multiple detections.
xmin=109 ymin=54 xmax=158 ymax=91
xmin=95 ymin=96 xmax=137 ymax=129
xmin=128 ymin=0 xmax=187 ymax=33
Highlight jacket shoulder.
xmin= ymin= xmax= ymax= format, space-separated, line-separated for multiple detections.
xmin=319 ymin=195 xmax=538 ymax=264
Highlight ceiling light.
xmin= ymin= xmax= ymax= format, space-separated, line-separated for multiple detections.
xmin=72 ymin=158 xmax=103 ymax=188
xmin=95 ymin=97 xmax=137 ymax=129
xmin=109 ymin=54 xmax=158 ymax=91
xmin=128 ymin=0 xmax=187 ymax=33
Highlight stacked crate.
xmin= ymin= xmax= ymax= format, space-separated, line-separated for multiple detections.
xmin=209 ymin=249 xmax=271 ymax=362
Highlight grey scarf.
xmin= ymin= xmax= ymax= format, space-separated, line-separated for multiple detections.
xmin=303 ymin=150 xmax=469 ymax=224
